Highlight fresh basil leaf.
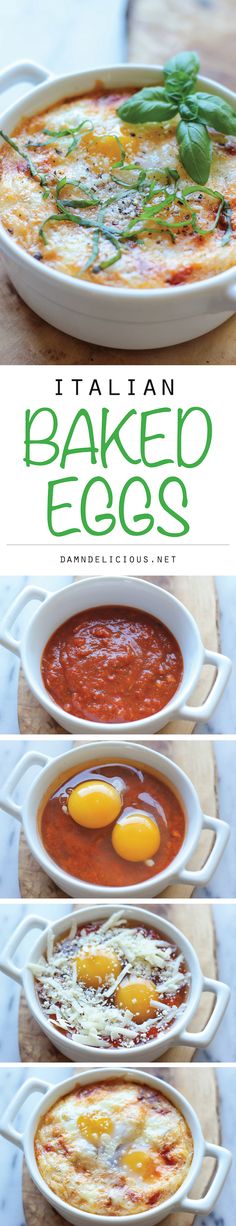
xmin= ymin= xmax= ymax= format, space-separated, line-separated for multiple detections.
xmin=177 ymin=120 xmax=212 ymax=183
xmin=164 ymin=51 xmax=200 ymax=99
xmin=187 ymin=92 xmax=236 ymax=134
xmin=179 ymin=97 xmax=199 ymax=121
xmin=165 ymin=50 xmax=199 ymax=77
xmin=117 ymin=87 xmax=178 ymax=124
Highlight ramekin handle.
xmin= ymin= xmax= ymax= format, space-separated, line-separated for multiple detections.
xmin=0 ymin=914 xmax=49 ymax=984
xmin=0 ymin=749 xmax=51 ymax=821
xmin=0 ymin=61 xmax=51 ymax=97
xmin=179 ymin=814 xmax=230 ymax=885
xmin=0 ymin=1078 xmax=51 ymax=1150
xmin=0 ymin=584 xmax=48 ymax=657
xmin=179 ymin=650 xmax=231 ymax=721
xmin=224 ymin=280 xmax=236 ymax=308
xmin=181 ymin=1142 xmax=231 ymax=1213
xmin=179 ymin=977 xmax=230 ymax=1048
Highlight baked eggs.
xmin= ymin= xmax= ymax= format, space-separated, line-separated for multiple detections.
xmin=34 ymin=1078 xmax=194 ymax=1215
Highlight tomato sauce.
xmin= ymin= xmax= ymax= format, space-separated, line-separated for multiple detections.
xmin=39 ymin=761 xmax=186 ymax=887
xmin=41 ymin=605 xmax=183 ymax=723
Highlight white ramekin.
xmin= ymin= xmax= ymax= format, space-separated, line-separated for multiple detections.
xmin=0 ymin=577 xmax=231 ymax=733
xmin=0 ymin=904 xmax=230 ymax=1062
xmin=0 ymin=61 xmax=236 ymax=349
xmin=0 ymin=741 xmax=230 ymax=899
xmin=0 ymin=1068 xmax=231 ymax=1224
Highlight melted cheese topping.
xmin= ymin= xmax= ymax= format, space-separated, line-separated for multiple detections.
xmin=34 ymin=1079 xmax=194 ymax=1215
xmin=0 ymin=86 xmax=235 ymax=287
xmin=30 ymin=911 xmax=190 ymax=1049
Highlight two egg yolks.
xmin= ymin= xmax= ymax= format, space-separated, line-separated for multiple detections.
xmin=76 ymin=1113 xmax=156 ymax=1179
xmin=67 ymin=779 xmax=160 ymax=862
xmin=75 ymin=948 xmax=159 ymax=1024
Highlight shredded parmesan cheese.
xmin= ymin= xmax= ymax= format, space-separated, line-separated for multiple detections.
xmin=29 ymin=914 xmax=190 ymax=1048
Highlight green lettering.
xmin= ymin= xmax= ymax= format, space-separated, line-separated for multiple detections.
xmin=177 ymin=406 xmax=212 ymax=467
xmin=47 ymin=477 xmax=79 ymax=536
xmin=140 ymin=408 xmax=172 ymax=467
xmin=101 ymin=407 xmax=139 ymax=468
xmin=24 ymin=407 xmax=59 ymax=466
xmin=81 ymin=477 xmax=115 ymax=535
xmin=158 ymin=477 xmax=189 ymax=536
xmin=61 ymin=409 xmax=98 ymax=468
xmin=119 ymin=478 xmax=154 ymax=535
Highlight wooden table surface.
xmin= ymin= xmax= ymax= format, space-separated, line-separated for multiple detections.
xmin=127 ymin=0 xmax=236 ymax=91
xmin=0 ymin=0 xmax=235 ymax=364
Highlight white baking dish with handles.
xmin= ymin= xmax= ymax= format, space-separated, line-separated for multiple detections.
xmin=0 ymin=741 xmax=230 ymax=898
xmin=0 ymin=904 xmax=230 ymax=1062
xmin=0 ymin=577 xmax=231 ymax=733
xmin=0 ymin=1068 xmax=231 ymax=1224
xmin=0 ymin=61 xmax=236 ymax=349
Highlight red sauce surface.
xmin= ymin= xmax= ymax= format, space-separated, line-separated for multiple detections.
xmin=41 ymin=605 xmax=183 ymax=723
xmin=39 ymin=761 xmax=186 ymax=887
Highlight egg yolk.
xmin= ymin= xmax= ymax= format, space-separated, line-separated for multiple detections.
xmin=76 ymin=945 xmax=122 ymax=988
xmin=115 ymin=977 xmax=159 ymax=1024
xmin=77 ymin=1112 xmax=113 ymax=1143
xmin=67 ymin=779 xmax=121 ymax=828
xmin=112 ymin=812 xmax=160 ymax=861
xmin=122 ymin=1150 xmax=156 ymax=1179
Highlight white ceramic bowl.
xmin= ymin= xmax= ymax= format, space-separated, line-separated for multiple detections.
xmin=0 ymin=903 xmax=230 ymax=1062
xmin=0 ymin=1068 xmax=231 ymax=1224
xmin=0 ymin=60 xmax=236 ymax=349
xmin=0 ymin=741 xmax=230 ymax=899
xmin=0 ymin=577 xmax=231 ymax=733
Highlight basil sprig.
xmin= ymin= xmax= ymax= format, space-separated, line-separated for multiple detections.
xmin=117 ymin=51 xmax=236 ymax=183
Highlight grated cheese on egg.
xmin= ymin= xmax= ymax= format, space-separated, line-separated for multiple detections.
xmin=29 ymin=913 xmax=190 ymax=1048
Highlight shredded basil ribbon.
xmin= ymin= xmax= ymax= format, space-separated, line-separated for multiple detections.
xmin=0 ymin=128 xmax=48 ymax=188
xmin=0 ymin=109 xmax=232 ymax=273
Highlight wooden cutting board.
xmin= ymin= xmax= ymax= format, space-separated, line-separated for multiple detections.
xmin=22 ymin=1067 xmax=220 ymax=1226
xmin=18 ymin=576 xmax=219 ymax=735
xmin=19 ymin=901 xmax=217 ymax=1063
xmin=18 ymin=737 xmax=218 ymax=898
xmin=127 ymin=0 xmax=235 ymax=89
